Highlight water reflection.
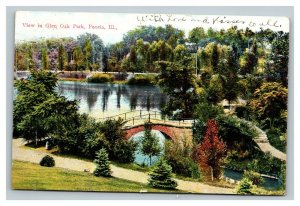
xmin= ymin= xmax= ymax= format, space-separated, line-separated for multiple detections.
xmin=58 ymin=81 xmax=168 ymax=118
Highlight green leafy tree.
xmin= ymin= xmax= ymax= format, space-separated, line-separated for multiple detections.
xmin=83 ymin=38 xmax=93 ymax=71
xmin=249 ymin=82 xmax=288 ymax=128
xmin=188 ymin=27 xmax=207 ymax=44
xmin=58 ymin=44 xmax=67 ymax=71
xmin=140 ymin=128 xmax=161 ymax=165
xmin=73 ymin=46 xmax=84 ymax=71
xmin=157 ymin=61 xmax=199 ymax=118
xmin=93 ymin=148 xmax=112 ymax=177
xmin=239 ymin=40 xmax=258 ymax=75
xmin=265 ymin=32 xmax=289 ymax=86
xmin=13 ymin=70 xmax=78 ymax=146
xmin=148 ymin=158 xmax=177 ymax=190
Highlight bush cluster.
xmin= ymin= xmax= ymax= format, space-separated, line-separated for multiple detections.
xmin=87 ymin=73 xmax=114 ymax=83
xmin=164 ymin=137 xmax=201 ymax=179
xmin=56 ymin=115 xmax=136 ymax=164
xmin=40 ymin=155 xmax=55 ymax=167
xmin=127 ymin=74 xmax=156 ymax=85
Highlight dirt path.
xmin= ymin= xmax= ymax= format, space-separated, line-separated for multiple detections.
xmin=12 ymin=138 xmax=234 ymax=194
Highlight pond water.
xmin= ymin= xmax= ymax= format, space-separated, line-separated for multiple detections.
xmin=57 ymin=81 xmax=167 ymax=118
xmin=223 ymin=168 xmax=282 ymax=190
xmin=129 ymin=130 xmax=166 ymax=166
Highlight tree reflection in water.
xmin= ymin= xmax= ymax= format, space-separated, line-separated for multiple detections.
xmin=57 ymin=81 xmax=168 ymax=116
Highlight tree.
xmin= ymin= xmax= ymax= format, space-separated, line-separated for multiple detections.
xmin=77 ymin=33 xmax=105 ymax=66
xmin=248 ymin=82 xmax=288 ymax=129
xmin=140 ymin=128 xmax=161 ymax=165
xmin=58 ymin=44 xmax=67 ymax=71
xmin=73 ymin=46 xmax=84 ymax=71
xmin=93 ymin=148 xmax=112 ymax=177
xmin=265 ymin=32 xmax=289 ymax=86
xmin=148 ymin=158 xmax=177 ymax=190
xmin=220 ymin=46 xmax=240 ymax=107
xmin=239 ymin=41 xmax=258 ymax=75
xmin=83 ymin=38 xmax=93 ymax=71
xmin=41 ymin=47 xmax=49 ymax=70
xmin=157 ymin=61 xmax=199 ymax=119
xmin=196 ymin=119 xmax=226 ymax=180
xmin=13 ymin=70 xmax=78 ymax=146
xmin=188 ymin=27 xmax=207 ymax=44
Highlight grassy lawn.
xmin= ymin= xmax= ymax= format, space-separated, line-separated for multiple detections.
xmin=12 ymin=160 xmax=179 ymax=193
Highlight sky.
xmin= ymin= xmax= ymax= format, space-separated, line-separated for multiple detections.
xmin=15 ymin=11 xmax=290 ymax=45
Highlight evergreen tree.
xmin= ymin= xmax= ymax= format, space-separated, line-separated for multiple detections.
xmin=140 ymin=127 xmax=161 ymax=165
xmin=93 ymin=148 xmax=112 ymax=177
xmin=41 ymin=47 xmax=49 ymax=70
xmin=58 ymin=44 xmax=67 ymax=71
xmin=148 ymin=158 xmax=177 ymax=190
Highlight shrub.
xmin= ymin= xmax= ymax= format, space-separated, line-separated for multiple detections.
xmin=113 ymin=139 xmax=137 ymax=163
xmin=114 ymin=72 xmax=128 ymax=81
xmin=148 ymin=158 xmax=177 ymax=190
xmin=93 ymin=148 xmax=112 ymax=177
xmin=127 ymin=74 xmax=156 ymax=85
xmin=243 ymin=170 xmax=264 ymax=186
xmin=236 ymin=177 xmax=253 ymax=194
xmin=87 ymin=73 xmax=114 ymax=83
xmin=40 ymin=155 xmax=55 ymax=167
xmin=235 ymin=105 xmax=251 ymax=120
xmin=164 ymin=137 xmax=201 ymax=179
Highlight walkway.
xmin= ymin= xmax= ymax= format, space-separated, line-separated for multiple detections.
xmin=12 ymin=138 xmax=234 ymax=194
xmin=253 ymin=125 xmax=287 ymax=161
xmin=236 ymin=117 xmax=286 ymax=161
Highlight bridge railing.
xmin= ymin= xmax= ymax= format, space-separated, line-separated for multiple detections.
xmin=98 ymin=109 xmax=194 ymax=127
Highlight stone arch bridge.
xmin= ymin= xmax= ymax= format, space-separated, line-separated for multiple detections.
xmin=123 ymin=123 xmax=193 ymax=141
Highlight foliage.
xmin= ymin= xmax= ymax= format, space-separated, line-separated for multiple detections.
xmin=157 ymin=61 xmax=199 ymax=119
xmin=72 ymin=46 xmax=84 ymax=71
xmin=41 ymin=47 xmax=50 ymax=70
xmin=236 ymin=177 xmax=253 ymax=194
xmin=40 ymin=155 xmax=55 ymax=167
xmin=87 ymin=73 xmax=114 ymax=83
xmin=140 ymin=128 xmax=162 ymax=165
xmin=93 ymin=148 xmax=112 ymax=177
xmin=127 ymin=74 xmax=156 ymax=85
xmin=266 ymin=128 xmax=286 ymax=153
xmin=113 ymin=139 xmax=137 ymax=163
xmin=196 ymin=119 xmax=227 ymax=179
xmin=164 ymin=136 xmax=201 ymax=179
xmin=148 ymin=158 xmax=177 ymax=190
xmin=248 ymin=82 xmax=288 ymax=129
xmin=192 ymin=101 xmax=224 ymax=143
xmin=265 ymin=32 xmax=289 ymax=86
xmin=225 ymin=152 xmax=283 ymax=176
xmin=58 ymin=44 xmax=67 ymax=71
xmin=216 ymin=115 xmax=258 ymax=155
xmin=243 ymin=170 xmax=264 ymax=186
xmin=83 ymin=38 xmax=93 ymax=71
xmin=13 ymin=70 xmax=78 ymax=145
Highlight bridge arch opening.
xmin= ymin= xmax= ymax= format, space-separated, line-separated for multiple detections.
xmin=129 ymin=130 xmax=169 ymax=166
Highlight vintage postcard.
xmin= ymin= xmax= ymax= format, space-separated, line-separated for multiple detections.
xmin=12 ymin=11 xmax=289 ymax=195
